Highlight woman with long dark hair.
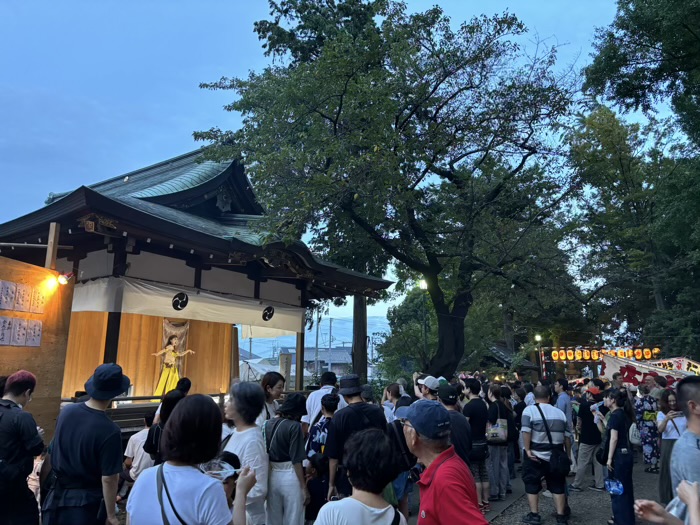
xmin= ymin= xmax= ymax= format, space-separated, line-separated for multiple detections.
xmin=143 ymin=389 xmax=185 ymax=465
xmin=656 ymin=388 xmax=687 ymax=504
xmin=604 ymin=388 xmax=636 ymax=525
xmin=256 ymin=371 xmax=286 ymax=427
xmin=486 ymin=384 xmax=514 ymax=502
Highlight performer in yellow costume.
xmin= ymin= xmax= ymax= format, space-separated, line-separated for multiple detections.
xmin=153 ymin=335 xmax=194 ymax=397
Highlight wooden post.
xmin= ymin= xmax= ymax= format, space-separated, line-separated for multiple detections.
xmin=351 ymin=295 xmax=368 ymax=382
xmin=44 ymin=222 xmax=60 ymax=270
xmin=230 ymin=326 xmax=240 ymax=387
xmin=295 ymin=331 xmax=305 ymax=391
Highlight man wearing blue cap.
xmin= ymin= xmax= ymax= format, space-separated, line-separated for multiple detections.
xmin=42 ymin=363 xmax=130 ymax=525
xmin=402 ymin=400 xmax=487 ymax=525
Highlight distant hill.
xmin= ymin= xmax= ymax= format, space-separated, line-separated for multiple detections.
xmin=240 ymin=316 xmax=390 ymax=358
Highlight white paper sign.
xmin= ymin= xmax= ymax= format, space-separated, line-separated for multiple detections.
xmin=0 ymin=281 xmax=16 ymax=310
xmin=26 ymin=320 xmax=42 ymax=347
xmin=10 ymin=318 xmax=27 ymax=346
xmin=14 ymin=284 xmax=32 ymax=312
xmin=30 ymin=287 xmax=46 ymax=314
xmin=0 ymin=317 xmax=13 ymax=345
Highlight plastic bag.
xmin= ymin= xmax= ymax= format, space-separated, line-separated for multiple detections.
xmin=605 ymin=477 xmax=624 ymax=495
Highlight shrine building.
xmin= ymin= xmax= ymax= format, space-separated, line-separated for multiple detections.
xmin=0 ymin=149 xmax=390 ymax=398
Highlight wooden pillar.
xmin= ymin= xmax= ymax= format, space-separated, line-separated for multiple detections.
xmin=104 ymin=241 xmax=125 ymax=364
xmin=295 ymin=331 xmax=305 ymax=391
xmin=230 ymin=325 xmax=240 ymax=387
xmin=44 ymin=222 xmax=60 ymax=270
xmin=351 ymin=295 xmax=368 ymax=382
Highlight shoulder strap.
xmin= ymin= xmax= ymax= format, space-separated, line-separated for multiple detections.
xmin=157 ymin=464 xmax=186 ymax=525
xmin=670 ymin=417 xmax=680 ymax=436
xmin=392 ymin=507 xmax=401 ymax=525
xmin=534 ymin=404 xmax=554 ymax=446
xmin=265 ymin=418 xmax=284 ymax=454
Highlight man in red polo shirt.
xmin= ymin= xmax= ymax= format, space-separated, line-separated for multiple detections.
xmin=403 ymin=400 xmax=487 ymax=525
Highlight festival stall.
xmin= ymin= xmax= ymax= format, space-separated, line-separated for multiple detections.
xmin=542 ymin=346 xmax=662 ymax=379
xmin=600 ymin=354 xmax=690 ymax=387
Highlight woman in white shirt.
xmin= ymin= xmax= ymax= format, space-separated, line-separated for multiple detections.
xmin=126 ymin=395 xmax=232 ymax=525
xmin=256 ymin=372 xmax=285 ymax=427
xmin=224 ymin=381 xmax=270 ymax=525
xmin=315 ymin=428 xmax=406 ymax=525
xmin=657 ymin=389 xmax=688 ymax=504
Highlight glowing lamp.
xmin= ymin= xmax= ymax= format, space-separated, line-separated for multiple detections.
xmin=583 ymin=350 xmax=591 ymax=360
xmin=627 ymin=349 xmax=634 ymax=358
xmin=644 ymin=349 xmax=652 ymax=359
xmin=566 ymin=350 xmax=574 ymax=360
xmin=635 ymin=349 xmax=643 ymax=360
xmin=559 ymin=350 xmax=566 ymax=360
xmin=419 ymin=280 xmax=428 ymax=290
xmin=653 ymin=348 xmax=661 ymax=355
xmin=57 ymin=272 xmax=74 ymax=285
xmin=592 ymin=350 xmax=600 ymax=360
xmin=575 ymin=350 xmax=582 ymax=360
xmin=551 ymin=350 xmax=559 ymax=361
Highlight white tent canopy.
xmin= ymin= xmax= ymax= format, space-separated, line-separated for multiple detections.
xmin=239 ymin=358 xmax=311 ymax=382
xmin=72 ymin=277 xmax=304 ymax=334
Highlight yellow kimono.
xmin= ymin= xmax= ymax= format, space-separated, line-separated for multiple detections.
xmin=154 ymin=351 xmax=180 ymax=397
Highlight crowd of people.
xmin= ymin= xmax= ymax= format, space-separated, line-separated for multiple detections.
xmin=1 ymin=364 xmax=700 ymax=525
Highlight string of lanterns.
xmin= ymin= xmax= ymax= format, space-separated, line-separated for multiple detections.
xmin=547 ymin=347 xmax=661 ymax=362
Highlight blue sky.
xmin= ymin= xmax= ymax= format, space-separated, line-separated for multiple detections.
xmin=0 ymin=0 xmax=618 ymax=320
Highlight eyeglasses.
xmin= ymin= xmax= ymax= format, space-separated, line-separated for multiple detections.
xmin=399 ymin=419 xmax=415 ymax=430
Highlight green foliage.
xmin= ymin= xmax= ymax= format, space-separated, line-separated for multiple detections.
xmin=196 ymin=0 xmax=575 ymax=377
xmin=585 ymin=0 xmax=700 ymax=144
xmin=569 ymin=105 xmax=700 ymax=358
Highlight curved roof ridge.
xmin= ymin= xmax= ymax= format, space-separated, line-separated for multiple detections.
xmin=128 ymin=159 xmax=228 ymax=199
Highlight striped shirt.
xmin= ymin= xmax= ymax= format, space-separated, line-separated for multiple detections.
xmin=521 ymin=403 xmax=568 ymax=462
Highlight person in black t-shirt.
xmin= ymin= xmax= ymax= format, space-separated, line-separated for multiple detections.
xmin=604 ymin=388 xmax=636 ymax=525
xmin=570 ymin=386 xmax=605 ymax=491
xmin=326 ymin=374 xmax=387 ymax=500
xmin=462 ymin=378 xmax=491 ymax=512
xmin=42 ymin=364 xmax=130 ymax=525
xmin=0 ymin=370 xmax=45 ymax=525
xmin=438 ymin=384 xmax=472 ymax=466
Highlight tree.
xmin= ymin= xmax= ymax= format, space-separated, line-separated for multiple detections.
xmin=196 ymin=1 xmax=574 ymax=376
xmin=568 ymin=105 xmax=700 ymax=358
xmin=584 ymin=0 xmax=700 ymax=144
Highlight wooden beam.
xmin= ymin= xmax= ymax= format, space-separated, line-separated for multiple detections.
xmin=230 ymin=325 xmax=240 ymax=387
xmin=44 ymin=222 xmax=60 ymax=270
xmin=295 ymin=331 xmax=305 ymax=391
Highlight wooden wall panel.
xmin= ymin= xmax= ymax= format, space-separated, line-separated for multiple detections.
xmin=61 ymin=311 xmax=107 ymax=398
xmin=0 ymin=256 xmax=74 ymax=442
xmin=116 ymin=314 xmax=163 ymax=397
xmin=185 ymin=320 xmax=232 ymax=395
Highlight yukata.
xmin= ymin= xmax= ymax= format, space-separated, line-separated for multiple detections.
xmin=635 ymin=395 xmax=660 ymax=468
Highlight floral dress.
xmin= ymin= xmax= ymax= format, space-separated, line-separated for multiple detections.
xmin=635 ymin=394 xmax=660 ymax=468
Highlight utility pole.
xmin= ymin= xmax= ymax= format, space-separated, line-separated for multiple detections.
xmin=314 ymin=312 xmax=321 ymax=377
xmin=328 ymin=318 xmax=333 ymax=373
xmin=249 ymin=337 xmax=253 ymax=359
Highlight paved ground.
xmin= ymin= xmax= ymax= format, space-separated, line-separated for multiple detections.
xmin=406 ymin=455 xmax=661 ymax=525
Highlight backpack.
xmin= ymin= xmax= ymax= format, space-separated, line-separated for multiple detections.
xmin=388 ymin=419 xmax=417 ymax=472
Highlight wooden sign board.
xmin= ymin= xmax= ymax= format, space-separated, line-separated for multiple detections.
xmin=0 ymin=256 xmax=73 ymax=442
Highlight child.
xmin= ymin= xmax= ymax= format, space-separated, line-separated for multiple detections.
xmin=305 ymin=454 xmax=329 ymax=524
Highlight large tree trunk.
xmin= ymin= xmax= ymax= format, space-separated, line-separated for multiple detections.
xmin=351 ymin=295 xmax=368 ymax=383
xmin=503 ymin=306 xmax=515 ymax=353
xmin=427 ymin=309 xmax=467 ymax=378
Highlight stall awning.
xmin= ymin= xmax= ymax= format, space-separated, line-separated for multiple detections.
xmin=72 ymin=277 xmax=304 ymax=334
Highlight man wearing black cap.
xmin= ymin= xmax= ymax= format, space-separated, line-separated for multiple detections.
xmin=402 ymin=401 xmax=487 ymax=525
xmin=326 ymin=374 xmax=387 ymax=500
xmin=42 ymin=364 xmax=130 ymax=525
xmin=438 ymin=383 xmax=472 ymax=467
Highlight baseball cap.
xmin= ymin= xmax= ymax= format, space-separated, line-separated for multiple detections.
xmin=587 ymin=386 xmax=601 ymax=395
xmin=403 ymin=400 xmax=450 ymax=439
xmin=417 ymin=375 xmax=440 ymax=391
xmin=437 ymin=384 xmax=458 ymax=405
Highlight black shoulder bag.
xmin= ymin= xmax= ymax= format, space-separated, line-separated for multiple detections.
xmin=156 ymin=463 xmax=187 ymax=525
xmin=534 ymin=404 xmax=571 ymax=476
